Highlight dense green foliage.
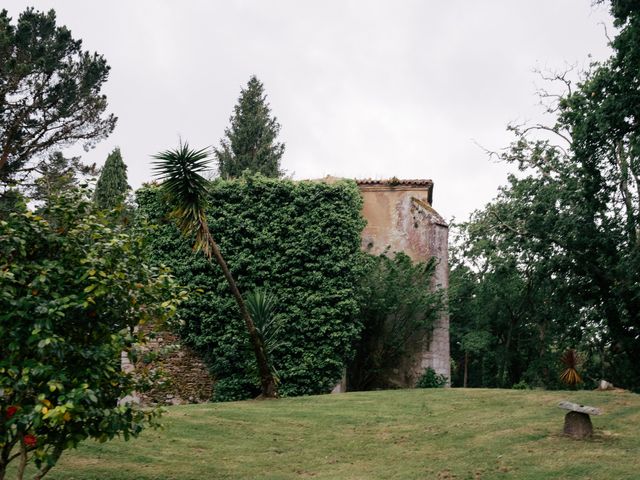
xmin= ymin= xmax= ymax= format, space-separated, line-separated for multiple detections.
xmin=416 ymin=368 xmax=447 ymax=388
xmin=94 ymin=149 xmax=129 ymax=211
xmin=137 ymin=176 xmax=365 ymax=400
xmin=450 ymin=2 xmax=640 ymax=391
xmin=348 ymin=253 xmax=444 ymax=391
xmin=0 ymin=8 xmax=116 ymax=187
xmin=214 ymin=76 xmax=285 ymax=179
xmin=0 ymin=189 xmax=181 ymax=479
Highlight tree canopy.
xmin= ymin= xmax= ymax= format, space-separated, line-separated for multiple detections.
xmin=94 ymin=148 xmax=129 ymax=210
xmin=30 ymin=152 xmax=97 ymax=207
xmin=449 ymin=0 xmax=640 ymax=391
xmin=214 ymin=76 xmax=285 ymax=179
xmin=0 ymin=8 xmax=116 ymax=186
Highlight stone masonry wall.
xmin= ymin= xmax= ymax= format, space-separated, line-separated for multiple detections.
xmin=132 ymin=329 xmax=213 ymax=406
xmin=357 ymin=179 xmax=450 ymax=386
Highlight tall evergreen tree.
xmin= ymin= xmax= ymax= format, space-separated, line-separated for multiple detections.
xmin=215 ymin=76 xmax=285 ymax=178
xmin=94 ymin=147 xmax=129 ymax=210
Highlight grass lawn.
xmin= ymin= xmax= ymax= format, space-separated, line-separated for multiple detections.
xmin=37 ymin=388 xmax=640 ymax=479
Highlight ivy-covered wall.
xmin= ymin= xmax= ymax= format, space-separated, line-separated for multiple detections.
xmin=136 ymin=176 xmax=366 ymax=401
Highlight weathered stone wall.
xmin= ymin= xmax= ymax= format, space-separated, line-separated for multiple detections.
xmin=357 ymin=179 xmax=450 ymax=386
xmin=134 ymin=329 xmax=214 ymax=405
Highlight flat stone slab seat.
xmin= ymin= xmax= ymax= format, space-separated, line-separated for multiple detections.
xmin=558 ymin=401 xmax=602 ymax=439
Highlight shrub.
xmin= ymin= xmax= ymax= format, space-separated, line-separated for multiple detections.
xmin=416 ymin=368 xmax=448 ymax=389
xmin=348 ymin=252 xmax=444 ymax=391
xmin=0 ymin=189 xmax=181 ymax=479
xmin=511 ymin=380 xmax=530 ymax=390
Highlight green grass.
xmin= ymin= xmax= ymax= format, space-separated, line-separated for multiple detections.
xmin=39 ymin=389 xmax=640 ymax=479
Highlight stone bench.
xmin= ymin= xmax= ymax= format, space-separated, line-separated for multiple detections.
xmin=558 ymin=401 xmax=602 ymax=439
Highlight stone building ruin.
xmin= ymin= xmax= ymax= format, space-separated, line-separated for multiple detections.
xmin=356 ymin=178 xmax=450 ymax=387
xmin=134 ymin=176 xmax=450 ymax=403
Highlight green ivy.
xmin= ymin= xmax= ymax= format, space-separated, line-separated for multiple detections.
xmin=137 ymin=175 xmax=366 ymax=401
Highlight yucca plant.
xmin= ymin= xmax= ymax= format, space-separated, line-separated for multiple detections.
xmin=246 ymin=288 xmax=284 ymax=381
xmin=152 ymin=142 xmax=277 ymax=398
xmin=559 ymin=349 xmax=583 ymax=387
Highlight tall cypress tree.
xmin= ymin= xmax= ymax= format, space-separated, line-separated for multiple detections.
xmin=94 ymin=147 xmax=129 ymax=210
xmin=215 ymin=76 xmax=285 ymax=178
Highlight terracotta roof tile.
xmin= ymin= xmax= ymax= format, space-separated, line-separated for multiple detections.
xmin=355 ymin=178 xmax=433 ymax=186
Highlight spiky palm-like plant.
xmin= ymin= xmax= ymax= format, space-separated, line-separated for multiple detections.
xmin=152 ymin=142 xmax=277 ymax=398
xmin=559 ymin=349 xmax=582 ymax=387
xmin=246 ymin=288 xmax=284 ymax=379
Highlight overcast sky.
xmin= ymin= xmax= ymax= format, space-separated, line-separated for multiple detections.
xmin=5 ymin=1 xmax=615 ymax=221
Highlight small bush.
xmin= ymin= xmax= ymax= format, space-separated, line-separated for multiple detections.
xmin=416 ymin=368 xmax=447 ymax=388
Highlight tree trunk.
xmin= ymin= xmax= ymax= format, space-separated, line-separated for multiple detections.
xmin=206 ymin=232 xmax=277 ymax=398
xmin=33 ymin=445 xmax=63 ymax=480
xmin=16 ymin=441 xmax=27 ymax=480
xmin=616 ymin=142 xmax=637 ymax=245
xmin=499 ymin=318 xmax=515 ymax=388
xmin=0 ymin=148 xmax=9 ymax=173
xmin=463 ymin=351 xmax=469 ymax=388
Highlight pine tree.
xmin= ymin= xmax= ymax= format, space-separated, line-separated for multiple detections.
xmin=94 ymin=147 xmax=129 ymax=210
xmin=215 ymin=76 xmax=285 ymax=178
xmin=0 ymin=8 xmax=116 ymax=184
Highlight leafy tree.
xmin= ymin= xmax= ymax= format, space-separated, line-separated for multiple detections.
xmin=450 ymin=0 xmax=640 ymax=391
xmin=214 ymin=76 xmax=285 ymax=178
xmin=94 ymin=148 xmax=129 ymax=210
xmin=152 ymin=143 xmax=278 ymax=398
xmin=0 ymin=188 xmax=180 ymax=479
xmin=447 ymin=260 xmax=492 ymax=388
xmin=347 ymin=252 xmax=444 ymax=391
xmin=449 ymin=203 xmax=579 ymax=389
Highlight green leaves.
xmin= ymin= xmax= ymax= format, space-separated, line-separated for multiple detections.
xmin=137 ymin=176 xmax=365 ymax=400
xmin=0 ymin=8 xmax=116 ymax=184
xmin=348 ymin=252 xmax=444 ymax=391
xmin=449 ymin=1 xmax=640 ymax=391
xmin=94 ymin=148 xmax=130 ymax=211
xmin=0 ymin=187 xmax=179 ymax=474
xmin=152 ymin=142 xmax=213 ymax=255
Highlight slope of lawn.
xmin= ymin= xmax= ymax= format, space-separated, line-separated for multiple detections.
xmin=42 ymin=389 xmax=639 ymax=480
